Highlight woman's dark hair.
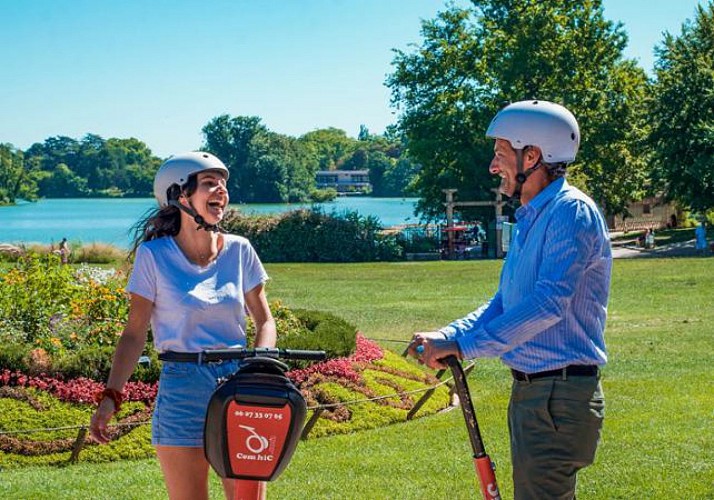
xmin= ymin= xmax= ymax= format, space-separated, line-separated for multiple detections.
xmin=129 ymin=175 xmax=199 ymax=256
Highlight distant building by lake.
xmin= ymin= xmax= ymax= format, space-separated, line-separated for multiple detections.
xmin=316 ymin=170 xmax=371 ymax=194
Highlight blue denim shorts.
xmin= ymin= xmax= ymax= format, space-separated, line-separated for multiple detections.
xmin=152 ymin=360 xmax=241 ymax=447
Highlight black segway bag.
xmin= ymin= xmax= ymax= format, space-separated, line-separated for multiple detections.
xmin=204 ymin=357 xmax=307 ymax=481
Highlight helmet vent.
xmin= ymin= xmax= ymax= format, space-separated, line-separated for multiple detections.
xmin=571 ymin=133 xmax=576 ymax=140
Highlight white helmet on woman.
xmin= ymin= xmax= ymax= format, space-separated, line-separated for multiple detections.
xmin=153 ymin=151 xmax=229 ymax=208
xmin=486 ymin=100 xmax=580 ymax=164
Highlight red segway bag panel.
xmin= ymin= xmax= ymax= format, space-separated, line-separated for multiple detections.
xmin=204 ymin=357 xmax=307 ymax=481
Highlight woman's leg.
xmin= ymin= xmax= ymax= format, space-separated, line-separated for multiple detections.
xmin=156 ymin=446 xmax=211 ymax=500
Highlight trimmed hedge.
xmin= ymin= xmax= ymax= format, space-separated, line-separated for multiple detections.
xmin=222 ymin=208 xmax=403 ymax=262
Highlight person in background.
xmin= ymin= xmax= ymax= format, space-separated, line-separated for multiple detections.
xmin=89 ymin=152 xmax=276 ymax=500
xmin=409 ymin=100 xmax=611 ymax=499
xmin=695 ymin=221 xmax=708 ymax=255
xmin=58 ymin=237 xmax=70 ymax=264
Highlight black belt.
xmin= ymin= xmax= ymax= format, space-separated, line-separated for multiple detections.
xmin=511 ymin=365 xmax=598 ymax=382
xmin=159 ymin=351 xmax=225 ymax=363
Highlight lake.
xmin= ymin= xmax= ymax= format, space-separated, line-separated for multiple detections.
xmin=0 ymin=197 xmax=420 ymax=248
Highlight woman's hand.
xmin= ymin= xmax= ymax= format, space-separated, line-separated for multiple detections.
xmin=89 ymin=398 xmax=116 ymax=444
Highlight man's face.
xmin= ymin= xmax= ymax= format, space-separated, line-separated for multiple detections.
xmin=489 ymin=139 xmax=518 ymax=197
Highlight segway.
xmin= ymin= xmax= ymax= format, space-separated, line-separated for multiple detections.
xmin=417 ymin=347 xmax=501 ymax=499
xmin=200 ymin=347 xmax=326 ymax=498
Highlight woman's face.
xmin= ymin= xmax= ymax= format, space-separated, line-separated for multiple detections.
xmin=185 ymin=171 xmax=229 ymax=224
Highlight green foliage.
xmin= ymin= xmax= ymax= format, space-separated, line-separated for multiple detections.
xmin=0 ymin=253 xmax=80 ymax=341
xmin=308 ymin=187 xmax=338 ymax=202
xmin=0 ymin=255 xmax=130 ymax=376
xmin=202 ymin=115 xmax=318 ymax=203
xmin=51 ymin=345 xmax=118 ymax=381
xmin=650 ymin=3 xmax=714 ymax=212
xmin=303 ymin=352 xmax=450 ymax=439
xmin=23 ymin=134 xmax=161 ymax=199
xmin=387 ymin=0 xmax=650 ymax=218
xmin=223 ymin=208 xmax=403 ymax=262
xmin=283 ymin=309 xmax=357 ymax=359
xmin=0 ymin=349 xmax=449 ymax=469
xmin=300 ymin=127 xmax=358 ymax=170
xmin=0 ymin=143 xmax=37 ymax=204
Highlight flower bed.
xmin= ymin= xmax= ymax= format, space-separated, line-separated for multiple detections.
xmin=0 ymin=254 xmax=450 ymax=468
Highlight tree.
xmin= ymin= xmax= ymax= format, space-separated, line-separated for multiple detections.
xmin=24 ymin=134 xmax=159 ymax=197
xmin=299 ymin=128 xmax=358 ymax=170
xmin=0 ymin=144 xmax=37 ymax=204
xmin=38 ymin=163 xmax=89 ymax=197
xmin=203 ymin=115 xmax=317 ymax=203
xmin=650 ymin=3 xmax=714 ymax=213
xmin=387 ymin=0 xmax=650 ymax=218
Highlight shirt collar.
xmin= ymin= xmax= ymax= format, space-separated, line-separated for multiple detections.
xmin=515 ymin=177 xmax=566 ymax=222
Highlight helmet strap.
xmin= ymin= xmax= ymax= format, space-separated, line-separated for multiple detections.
xmin=168 ymin=199 xmax=224 ymax=233
xmin=511 ymin=147 xmax=542 ymax=202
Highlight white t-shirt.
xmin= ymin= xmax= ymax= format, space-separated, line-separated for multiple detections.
xmin=126 ymin=234 xmax=269 ymax=353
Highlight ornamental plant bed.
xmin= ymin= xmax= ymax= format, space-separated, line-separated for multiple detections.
xmin=0 ymin=335 xmax=449 ymax=468
xmin=0 ymin=255 xmax=450 ymax=468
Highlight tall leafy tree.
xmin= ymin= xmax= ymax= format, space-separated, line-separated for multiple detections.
xmin=24 ymin=134 xmax=159 ymax=197
xmin=299 ymin=128 xmax=358 ymax=170
xmin=0 ymin=144 xmax=37 ymax=203
xmin=387 ymin=0 xmax=650 ymax=218
xmin=203 ymin=115 xmax=317 ymax=203
xmin=650 ymin=3 xmax=714 ymax=213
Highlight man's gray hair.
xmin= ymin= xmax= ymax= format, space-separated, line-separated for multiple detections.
xmin=543 ymin=162 xmax=567 ymax=179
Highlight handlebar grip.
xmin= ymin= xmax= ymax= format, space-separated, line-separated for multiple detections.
xmin=199 ymin=347 xmax=327 ymax=362
xmin=280 ymin=349 xmax=327 ymax=361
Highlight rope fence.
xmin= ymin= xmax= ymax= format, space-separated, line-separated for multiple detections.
xmin=0 ymin=338 xmax=476 ymax=464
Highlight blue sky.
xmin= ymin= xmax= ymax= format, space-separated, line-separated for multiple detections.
xmin=0 ymin=0 xmax=706 ymax=158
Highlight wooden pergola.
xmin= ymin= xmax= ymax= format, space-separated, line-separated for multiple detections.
xmin=442 ymin=188 xmax=506 ymax=258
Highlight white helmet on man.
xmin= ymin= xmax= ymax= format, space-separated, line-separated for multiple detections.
xmin=153 ymin=152 xmax=229 ymax=208
xmin=486 ymin=100 xmax=580 ymax=164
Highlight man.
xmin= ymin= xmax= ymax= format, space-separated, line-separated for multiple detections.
xmin=410 ymin=100 xmax=611 ymax=499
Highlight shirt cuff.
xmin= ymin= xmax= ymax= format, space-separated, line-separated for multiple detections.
xmin=438 ymin=327 xmax=455 ymax=339
xmin=455 ymin=332 xmax=483 ymax=360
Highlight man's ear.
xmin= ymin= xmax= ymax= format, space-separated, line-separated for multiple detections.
xmin=525 ymin=146 xmax=542 ymax=168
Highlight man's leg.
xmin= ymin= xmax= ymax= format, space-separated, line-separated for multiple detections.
xmin=508 ymin=376 xmax=604 ymax=500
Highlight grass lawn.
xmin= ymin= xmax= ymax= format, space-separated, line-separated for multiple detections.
xmin=2 ymin=258 xmax=713 ymax=499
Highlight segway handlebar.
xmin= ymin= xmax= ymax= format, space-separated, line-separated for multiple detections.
xmin=199 ymin=347 xmax=327 ymax=362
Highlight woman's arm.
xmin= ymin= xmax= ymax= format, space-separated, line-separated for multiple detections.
xmin=90 ymin=293 xmax=152 ymax=443
xmin=245 ymin=283 xmax=276 ymax=348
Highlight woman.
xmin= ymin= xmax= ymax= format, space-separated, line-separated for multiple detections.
xmin=89 ymin=152 xmax=276 ymax=500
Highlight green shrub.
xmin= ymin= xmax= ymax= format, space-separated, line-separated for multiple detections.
xmin=223 ymin=208 xmax=402 ymax=262
xmin=0 ymin=253 xmax=80 ymax=341
xmin=0 ymin=338 xmax=31 ymax=372
xmin=246 ymin=303 xmax=357 ymax=369
xmin=289 ymin=309 xmax=357 ymax=358
xmin=309 ymin=188 xmax=338 ymax=202
xmin=52 ymin=345 xmax=118 ymax=381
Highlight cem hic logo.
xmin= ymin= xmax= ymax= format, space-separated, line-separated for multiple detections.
xmin=237 ymin=425 xmax=274 ymax=461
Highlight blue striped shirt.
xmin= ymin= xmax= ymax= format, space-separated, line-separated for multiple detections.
xmin=441 ymin=178 xmax=612 ymax=373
